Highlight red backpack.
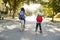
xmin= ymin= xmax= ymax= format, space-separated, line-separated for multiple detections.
xmin=36 ymin=16 xmax=43 ymax=22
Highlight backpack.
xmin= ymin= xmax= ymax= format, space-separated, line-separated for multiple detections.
xmin=19 ymin=11 xmax=25 ymax=20
xmin=37 ymin=16 xmax=43 ymax=22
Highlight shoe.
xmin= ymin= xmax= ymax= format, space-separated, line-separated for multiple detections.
xmin=39 ymin=30 xmax=42 ymax=33
xmin=35 ymin=30 xmax=37 ymax=32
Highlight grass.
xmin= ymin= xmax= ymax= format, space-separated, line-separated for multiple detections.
xmin=45 ymin=18 xmax=60 ymax=23
xmin=54 ymin=18 xmax=60 ymax=21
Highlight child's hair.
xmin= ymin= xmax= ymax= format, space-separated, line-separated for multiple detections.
xmin=21 ymin=8 xmax=25 ymax=12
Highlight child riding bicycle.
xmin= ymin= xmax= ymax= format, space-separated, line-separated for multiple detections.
xmin=19 ymin=8 xmax=26 ymax=31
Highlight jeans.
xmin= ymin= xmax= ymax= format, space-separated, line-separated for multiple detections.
xmin=35 ymin=23 xmax=42 ymax=31
xmin=24 ymin=19 xmax=25 ymax=26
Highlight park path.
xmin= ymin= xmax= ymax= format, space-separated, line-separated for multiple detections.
xmin=0 ymin=15 xmax=60 ymax=40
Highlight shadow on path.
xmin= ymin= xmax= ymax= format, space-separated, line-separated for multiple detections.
xmin=0 ymin=20 xmax=60 ymax=40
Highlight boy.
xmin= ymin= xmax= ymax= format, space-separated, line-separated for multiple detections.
xmin=35 ymin=12 xmax=43 ymax=33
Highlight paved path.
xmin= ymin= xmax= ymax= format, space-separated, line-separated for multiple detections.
xmin=0 ymin=17 xmax=60 ymax=40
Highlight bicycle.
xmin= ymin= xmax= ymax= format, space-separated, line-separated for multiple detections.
xmin=19 ymin=20 xmax=25 ymax=32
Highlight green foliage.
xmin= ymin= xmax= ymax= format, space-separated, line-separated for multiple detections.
xmin=4 ymin=0 xmax=25 ymax=18
xmin=49 ymin=0 xmax=60 ymax=13
xmin=3 ymin=0 xmax=8 ymax=4
xmin=42 ymin=11 xmax=53 ymax=17
xmin=40 ymin=0 xmax=49 ymax=5
xmin=0 ymin=10 xmax=7 ymax=14
xmin=30 ymin=0 xmax=40 ymax=3
xmin=46 ymin=13 xmax=53 ymax=17
xmin=40 ymin=0 xmax=60 ymax=21
xmin=40 ymin=4 xmax=53 ymax=17
xmin=8 ymin=0 xmax=24 ymax=10
xmin=40 ymin=0 xmax=60 ymax=15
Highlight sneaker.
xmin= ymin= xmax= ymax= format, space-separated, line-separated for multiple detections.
xmin=35 ymin=30 xmax=37 ymax=32
xmin=39 ymin=30 xmax=42 ymax=33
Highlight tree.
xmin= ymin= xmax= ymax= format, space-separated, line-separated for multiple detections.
xmin=3 ymin=0 xmax=8 ymax=7
xmin=48 ymin=0 xmax=60 ymax=21
xmin=3 ymin=0 xmax=25 ymax=18
xmin=3 ymin=0 xmax=8 ymax=14
xmin=40 ymin=0 xmax=60 ymax=21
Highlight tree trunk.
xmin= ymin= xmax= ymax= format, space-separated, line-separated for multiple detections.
xmin=12 ymin=10 xmax=15 ymax=18
xmin=52 ymin=15 xmax=54 ymax=21
xmin=10 ymin=9 xmax=11 ymax=16
xmin=51 ymin=12 xmax=55 ymax=22
xmin=10 ymin=5 xmax=12 ymax=16
xmin=4 ymin=3 xmax=8 ymax=14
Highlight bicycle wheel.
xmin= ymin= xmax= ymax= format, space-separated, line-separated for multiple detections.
xmin=20 ymin=20 xmax=25 ymax=32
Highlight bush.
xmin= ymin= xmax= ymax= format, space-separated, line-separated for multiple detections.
xmin=46 ymin=13 xmax=53 ymax=17
xmin=54 ymin=13 xmax=60 ymax=18
xmin=0 ymin=10 xmax=8 ymax=14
